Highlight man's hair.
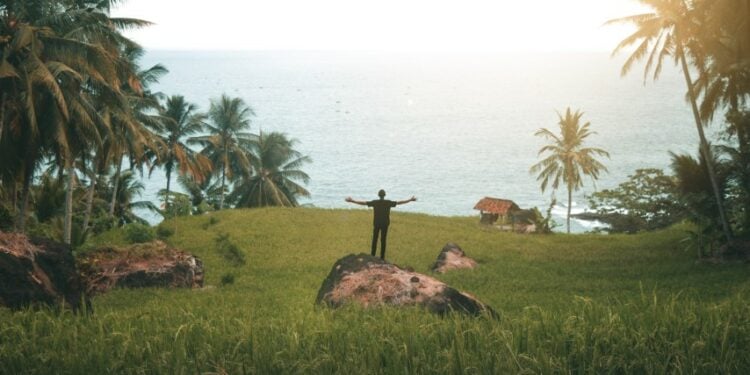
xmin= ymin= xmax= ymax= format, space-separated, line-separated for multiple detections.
xmin=378 ymin=189 xmax=386 ymax=198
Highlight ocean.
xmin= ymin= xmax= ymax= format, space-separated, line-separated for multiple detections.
xmin=137 ymin=50 xmax=706 ymax=232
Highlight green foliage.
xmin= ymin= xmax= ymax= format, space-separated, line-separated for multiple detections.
xmin=156 ymin=224 xmax=175 ymax=239
xmin=588 ymin=169 xmax=685 ymax=233
xmin=670 ymin=150 xmax=734 ymax=254
xmin=160 ymin=192 xmax=193 ymax=218
xmin=0 ymin=204 xmax=13 ymax=231
xmin=33 ymin=173 xmax=66 ymax=223
xmin=229 ymin=132 xmax=311 ymax=208
xmin=201 ymin=216 xmax=219 ymax=230
xmin=529 ymin=199 xmax=557 ymax=234
xmin=220 ymin=273 xmax=236 ymax=286
xmin=123 ymin=223 xmax=155 ymax=244
xmin=110 ymin=171 xmax=161 ymax=227
xmin=2 ymin=209 xmax=750 ymax=373
xmin=190 ymin=95 xmax=256 ymax=210
xmin=155 ymin=95 xmax=212 ymax=212
xmin=214 ymin=232 xmax=245 ymax=266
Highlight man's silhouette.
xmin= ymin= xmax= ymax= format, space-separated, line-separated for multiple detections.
xmin=346 ymin=190 xmax=417 ymax=260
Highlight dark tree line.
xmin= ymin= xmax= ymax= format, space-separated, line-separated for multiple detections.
xmin=0 ymin=1 xmax=310 ymax=245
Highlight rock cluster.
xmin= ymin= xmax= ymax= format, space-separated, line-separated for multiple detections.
xmin=316 ymin=253 xmax=495 ymax=317
xmin=0 ymin=232 xmax=88 ymax=311
xmin=430 ymin=242 xmax=478 ymax=273
xmin=79 ymin=241 xmax=204 ymax=295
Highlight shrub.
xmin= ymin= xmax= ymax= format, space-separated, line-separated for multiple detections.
xmin=0 ymin=204 xmax=14 ymax=231
xmin=201 ymin=216 xmax=219 ymax=230
xmin=156 ymin=225 xmax=175 ymax=239
xmin=214 ymin=233 xmax=245 ymax=266
xmin=163 ymin=194 xmax=193 ymax=218
xmin=220 ymin=273 xmax=235 ymax=286
xmin=587 ymin=168 xmax=685 ymax=233
xmin=123 ymin=223 xmax=155 ymax=244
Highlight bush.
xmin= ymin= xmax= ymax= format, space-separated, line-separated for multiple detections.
xmin=156 ymin=225 xmax=175 ymax=239
xmin=163 ymin=194 xmax=193 ymax=218
xmin=220 ymin=273 xmax=235 ymax=286
xmin=0 ymin=204 xmax=14 ymax=231
xmin=587 ymin=168 xmax=685 ymax=233
xmin=201 ymin=216 xmax=219 ymax=230
xmin=123 ymin=223 xmax=155 ymax=244
xmin=215 ymin=233 xmax=245 ymax=266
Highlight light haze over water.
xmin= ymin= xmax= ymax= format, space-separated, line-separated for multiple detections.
xmin=139 ymin=51 xmax=703 ymax=232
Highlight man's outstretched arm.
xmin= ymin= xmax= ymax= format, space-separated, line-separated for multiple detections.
xmin=396 ymin=196 xmax=417 ymax=205
xmin=345 ymin=197 xmax=368 ymax=206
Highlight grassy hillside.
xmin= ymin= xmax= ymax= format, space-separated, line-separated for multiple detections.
xmin=2 ymin=208 xmax=750 ymax=374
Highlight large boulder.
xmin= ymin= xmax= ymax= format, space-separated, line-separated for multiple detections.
xmin=316 ymin=253 xmax=495 ymax=317
xmin=0 ymin=232 xmax=88 ymax=311
xmin=79 ymin=241 xmax=204 ymax=295
xmin=431 ymin=243 xmax=478 ymax=273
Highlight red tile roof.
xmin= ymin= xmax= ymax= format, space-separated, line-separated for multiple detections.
xmin=473 ymin=197 xmax=520 ymax=215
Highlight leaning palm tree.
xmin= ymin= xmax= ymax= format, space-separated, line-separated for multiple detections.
xmin=154 ymin=95 xmax=212 ymax=210
xmin=229 ymin=131 xmax=311 ymax=208
xmin=104 ymin=47 xmax=167 ymax=219
xmin=530 ymin=108 xmax=610 ymax=233
xmin=190 ymin=95 xmax=255 ymax=209
xmin=606 ymin=0 xmax=733 ymax=241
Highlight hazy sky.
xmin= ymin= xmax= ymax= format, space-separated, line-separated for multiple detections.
xmin=113 ymin=0 xmax=647 ymax=52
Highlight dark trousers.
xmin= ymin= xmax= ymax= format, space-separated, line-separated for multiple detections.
xmin=371 ymin=225 xmax=389 ymax=259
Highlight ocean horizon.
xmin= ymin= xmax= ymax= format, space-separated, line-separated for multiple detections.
xmin=136 ymin=50 xmax=708 ymax=232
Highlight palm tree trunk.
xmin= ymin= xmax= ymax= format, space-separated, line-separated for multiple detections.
xmin=678 ymin=46 xmax=733 ymax=242
xmin=567 ymin=188 xmax=572 ymax=234
xmin=0 ymin=92 xmax=6 ymax=145
xmin=11 ymin=180 xmax=17 ymax=229
xmin=164 ymin=168 xmax=172 ymax=213
xmin=219 ymin=167 xmax=226 ymax=210
xmin=82 ymin=174 xmax=96 ymax=231
xmin=17 ymin=164 xmax=32 ymax=232
xmin=63 ymin=164 xmax=75 ymax=245
xmin=109 ymin=154 xmax=123 ymax=218
xmin=728 ymin=99 xmax=750 ymax=232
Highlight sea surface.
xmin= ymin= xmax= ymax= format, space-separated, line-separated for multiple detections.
xmin=137 ymin=50 xmax=708 ymax=232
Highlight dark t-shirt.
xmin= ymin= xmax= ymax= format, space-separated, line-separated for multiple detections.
xmin=367 ymin=199 xmax=397 ymax=227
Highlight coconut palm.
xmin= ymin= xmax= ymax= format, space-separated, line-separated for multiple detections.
xmin=607 ymin=0 xmax=733 ymax=241
xmin=230 ymin=131 xmax=311 ymax=208
xmin=693 ymin=0 xmax=750 ymax=122
xmin=190 ymin=95 xmax=255 ymax=209
xmin=530 ymin=108 xmax=610 ymax=233
xmin=109 ymin=170 xmax=159 ymax=226
xmin=0 ymin=0 xmax=157 ymax=244
xmin=177 ymin=173 xmax=223 ymax=212
xmin=154 ymin=95 xmax=212 ymax=211
xmin=104 ymin=47 xmax=167 ymax=219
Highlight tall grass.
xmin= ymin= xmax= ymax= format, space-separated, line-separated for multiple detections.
xmin=1 ymin=208 xmax=749 ymax=373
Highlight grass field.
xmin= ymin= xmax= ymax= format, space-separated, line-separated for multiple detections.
xmin=2 ymin=208 xmax=750 ymax=374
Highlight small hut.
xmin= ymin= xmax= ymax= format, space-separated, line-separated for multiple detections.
xmin=473 ymin=197 xmax=520 ymax=225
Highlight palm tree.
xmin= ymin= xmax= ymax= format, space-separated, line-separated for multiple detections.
xmin=190 ymin=95 xmax=255 ymax=209
xmin=0 ymin=0 xmax=154 ymax=243
xmin=230 ymin=131 xmax=311 ymax=207
xmin=530 ymin=108 xmax=609 ymax=233
xmin=606 ymin=0 xmax=733 ymax=242
xmin=154 ymin=95 xmax=212 ymax=211
xmin=109 ymin=170 xmax=160 ymax=226
xmin=177 ymin=173 xmax=223 ymax=212
xmin=104 ymin=48 xmax=167 ymax=219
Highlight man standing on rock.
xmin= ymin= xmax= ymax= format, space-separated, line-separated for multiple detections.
xmin=345 ymin=190 xmax=417 ymax=260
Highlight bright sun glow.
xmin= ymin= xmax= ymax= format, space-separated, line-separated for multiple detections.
xmin=114 ymin=0 xmax=647 ymax=52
